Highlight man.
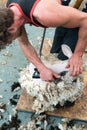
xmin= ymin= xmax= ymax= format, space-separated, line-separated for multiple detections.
xmin=0 ymin=0 xmax=87 ymax=81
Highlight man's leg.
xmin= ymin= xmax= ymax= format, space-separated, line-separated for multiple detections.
xmin=50 ymin=27 xmax=68 ymax=53
xmin=58 ymin=27 xmax=79 ymax=60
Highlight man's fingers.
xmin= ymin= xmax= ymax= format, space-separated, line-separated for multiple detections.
xmin=70 ymin=65 xmax=82 ymax=76
xmin=66 ymin=59 xmax=83 ymax=76
xmin=54 ymin=73 xmax=60 ymax=78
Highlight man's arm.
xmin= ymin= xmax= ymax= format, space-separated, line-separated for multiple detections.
xmin=17 ymin=26 xmax=59 ymax=81
xmin=58 ymin=5 xmax=87 ymax=76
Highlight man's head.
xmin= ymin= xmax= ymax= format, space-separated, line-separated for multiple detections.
xmin=0 ymin=8 xmax=14 ymax=49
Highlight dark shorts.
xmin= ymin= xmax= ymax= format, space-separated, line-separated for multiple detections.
xmin=50 ymin=27 xmax=79 ymax=60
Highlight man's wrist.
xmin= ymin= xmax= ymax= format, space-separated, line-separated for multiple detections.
xmin=74 ymin=51 xmax=83 ymax=57
xmin=35 ymin=62 xmax=46 ymax=72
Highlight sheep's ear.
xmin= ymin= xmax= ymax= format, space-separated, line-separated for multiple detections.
xmin=61 ymin=44 xmax=73 ymax=59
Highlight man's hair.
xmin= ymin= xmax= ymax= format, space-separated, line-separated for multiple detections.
xmin=0 ymin=8 xmax=14 ymax=49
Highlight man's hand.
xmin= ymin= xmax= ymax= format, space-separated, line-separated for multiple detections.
xmin=66 ymin=53 xmax=83 ymax=76
xmin=39 ymin=66 xmax=60 ymax=81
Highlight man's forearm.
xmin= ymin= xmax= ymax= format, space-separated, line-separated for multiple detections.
xmin=17 ymin=26 xmax=46 ymax=72
xmin=19 ymin=40 xmax=46 ymax=72
xmin=74 ymin=23 xmax=87 ymax=56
